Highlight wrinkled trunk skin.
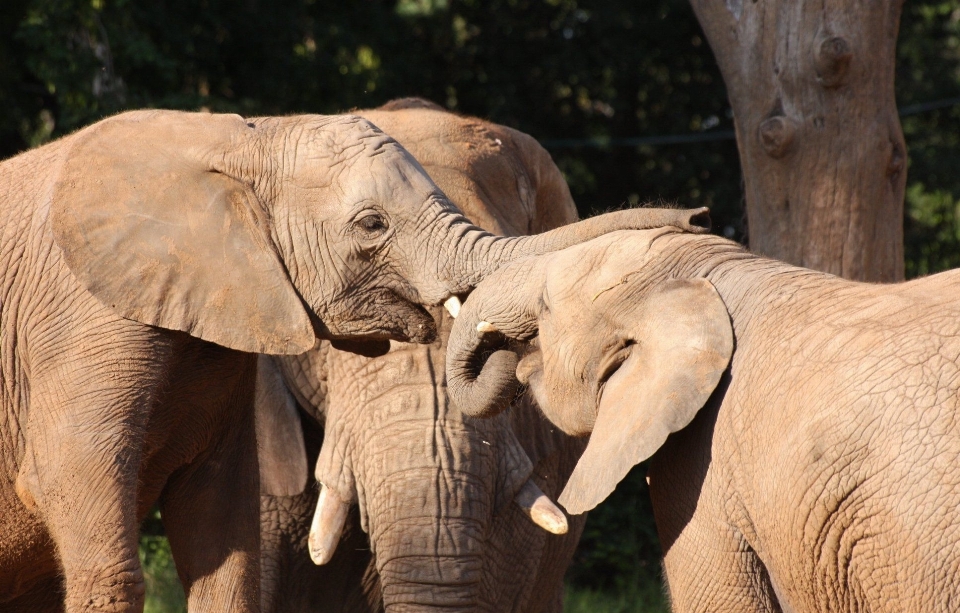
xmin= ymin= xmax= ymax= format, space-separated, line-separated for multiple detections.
xmin=317 ymin=311 xmax=527 ymax=612
xmin=488 ymin=396 xmax=588 ymax=613
xmin=690 ymin=0 xmax=906 ymax=281
xmin=423 ymin=206 xmax=710 ymax=299
xmin=268 ymin=310 xmax=586 ymax=613
xmin=444 ymin=257 xmax=548 ymax=420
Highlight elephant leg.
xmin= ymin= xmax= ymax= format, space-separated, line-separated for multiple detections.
xmin=660 ymin=516 xmax=780 ymax=613
xmin=161 ymin=393 xmax=260 ymax=613
xmin=647 ymin=402 xmax=781 ymax=613
xmin=1 ymin=575 xmax=65 ymax=613
xmin=18 ymin=375 xmax=153 ymax=613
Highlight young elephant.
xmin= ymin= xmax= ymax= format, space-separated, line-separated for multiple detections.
xmin=0 ymin=110 xmax=707 ymax=613
xmin=257 ymin=99 xmax=591 ymax=613
xmin=446 ymin=228 xmax=960 ymax=613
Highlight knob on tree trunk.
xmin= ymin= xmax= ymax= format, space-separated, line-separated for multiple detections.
xmin=689 ymin=0 xmax=907 ymax=282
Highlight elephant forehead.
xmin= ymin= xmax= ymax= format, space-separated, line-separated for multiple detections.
xmin=365 ymin=150 xmax=439 ymax=195
xmin=311 ymin=114 xmax=398 ymax=153
xmin=281 ymin=115 xmax=413 ymax=179
xmin=545 ymin=231 xmax=655 ymax=304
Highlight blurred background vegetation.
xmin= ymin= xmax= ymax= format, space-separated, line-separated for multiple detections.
xmin=4 ymin=1 xmax=960 ymax=611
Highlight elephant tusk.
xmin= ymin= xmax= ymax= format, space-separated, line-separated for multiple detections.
xmin=444 ymin=296 xmax=462 ymax=318
xmin=513 ymin=479 xmax=568 ymax=535
xmin=308 ymin=484 xmax=351 ymax=565
xmin=476 ymin=321 xmax=498 ymax=334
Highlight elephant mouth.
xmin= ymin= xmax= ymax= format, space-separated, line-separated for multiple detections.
xmin=326 ymin=287 xmax=439 ymax=345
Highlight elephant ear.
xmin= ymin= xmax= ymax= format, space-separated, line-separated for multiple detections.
xmin=558 ymin=279 xmax=733 ymax=515
xmin=255 ymin=356 xmax=309 ymax=496
xmin=51 ymin=110 xmax=315 ymax=355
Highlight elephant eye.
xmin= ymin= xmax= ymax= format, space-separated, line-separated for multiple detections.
xmin=354 ymin=213 xmax=388 ymax=237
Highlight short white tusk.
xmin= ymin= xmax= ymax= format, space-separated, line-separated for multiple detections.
xmin=308 ymin=484 xmax=351 ymax=565
xmin=514 ymin=479 xmax=568 ymax=535
xmin=444 ymin=296 xmax=462 ymax=319
xmin=476 ymin=321 xmax=498 ymax=335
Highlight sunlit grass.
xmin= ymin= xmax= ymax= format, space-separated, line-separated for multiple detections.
xmin=564 ymin=581 xmax=670 ymax=613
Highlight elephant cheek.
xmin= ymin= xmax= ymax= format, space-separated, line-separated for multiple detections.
xmin=519 ymin=367 xmax=562 ymax=432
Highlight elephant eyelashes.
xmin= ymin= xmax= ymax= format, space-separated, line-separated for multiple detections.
xmin=595 ymin=341 xmax=633 ymax=400
xmin=354 ymin=213 xmax=388 ymax=237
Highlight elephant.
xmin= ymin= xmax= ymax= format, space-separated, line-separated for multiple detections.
xmin=445 ymin=227 xmax=960 ymax=613
xmin=0 ymin=109 xmax=710 ymax=613
xmin=257 ymin=98 xmax=593 ymax=613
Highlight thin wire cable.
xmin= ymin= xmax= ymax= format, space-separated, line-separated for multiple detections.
xmin=539 ymin=96 xmax=960 ymax=149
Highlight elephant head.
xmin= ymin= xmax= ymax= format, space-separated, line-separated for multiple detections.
xmin=257 ymin=100 xmax=599 ymax=612
xmin=445 ymin=229 xmax=735 ymax=515
xmin=50 ymin=110 xmax=710 ymax=356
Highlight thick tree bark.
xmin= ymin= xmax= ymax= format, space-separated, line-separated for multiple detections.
xmin=690 ymin=0 xmax=907 ymax=281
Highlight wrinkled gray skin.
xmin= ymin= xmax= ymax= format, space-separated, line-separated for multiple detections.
xmin=0 ymin=110 xmax=708 ymax=613
xmin=447 ymin=228 xmax=960 ymax=613
xmin=257 ymin=100 xmax=589 ymax=613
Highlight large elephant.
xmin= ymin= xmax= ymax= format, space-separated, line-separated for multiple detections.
xmin=257 ymin=99 xmax=591 ymax=613
xmin=446 ymin=228 xmax=960 ymax=612
xmin=0 ymin=110 xmax=709 ymax=613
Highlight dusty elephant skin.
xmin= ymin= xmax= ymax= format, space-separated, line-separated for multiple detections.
xmin=448 ymin=229 xmax=960 ymax=612
xmin=0 ymin=109 xmax=708 ymax=613
xmin=258 ymin=100 xmax=590 ymax=613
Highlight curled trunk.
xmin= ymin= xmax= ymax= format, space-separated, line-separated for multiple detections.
xmin=444 ymin=259 xmax=548 ymax=419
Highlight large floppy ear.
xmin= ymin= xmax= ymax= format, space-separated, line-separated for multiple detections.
xmin=255 ymin=356 xmax=309 ymax=496
xmin=51 ymin=110 xmax=315 ymax=354
xmin=558 ymin=278 xmax=733 ymax=515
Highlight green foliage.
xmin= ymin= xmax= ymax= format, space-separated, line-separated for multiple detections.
xmin=0 ymin=0 xmax=744 ymax=233
xmin=905 ymin=183 xmax=960 ymax=277
xmin=565 ymin=464 xmax=663 ymax=593
xmin=898 ymin=3 xmax=960 ymax=277
xmin=139 ymin=544 xmax=185 ymax=612
xmin=139 ymin=509 xmax=185 ymax=613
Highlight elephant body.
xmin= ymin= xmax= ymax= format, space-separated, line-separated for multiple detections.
xmin=259 ymin=100 xmax=588 ymax=613
xmin=447 ymin=229 xmax=960 ymax=613
xmin=1 ymin=141 xmax=262 ymax=612
xmin=0 ymin=109 xmax=705 ymax=613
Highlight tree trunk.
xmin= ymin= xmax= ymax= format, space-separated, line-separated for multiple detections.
xmin=690 ymin=0 xmax=907 ymax=282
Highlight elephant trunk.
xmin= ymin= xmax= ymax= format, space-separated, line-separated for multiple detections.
xmin=312 ymin=335 xmax=568 ymax=610
xmin=368 ymin=464 xmax=488 ymax=612
xmin=445 ymin=258 xmax=547 ymax=419
xmin=432 ymin=206 xmax=710 ymax=299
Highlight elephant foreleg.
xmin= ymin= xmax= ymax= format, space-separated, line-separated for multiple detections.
xmin=650 ymin=438 xmax=780 ymax=612
xmin=161 ymin=395 xmax=260 ymax=613
xmin=660 ymin=517 xmax=780 ymax=613
xmin=19 ymin=377 xmax=151 ymax=613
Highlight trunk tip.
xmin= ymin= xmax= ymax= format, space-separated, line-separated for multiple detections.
xmin=685 ymin=207 xmax=711 ymax=234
